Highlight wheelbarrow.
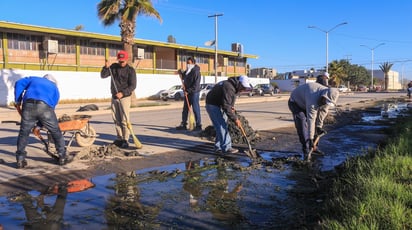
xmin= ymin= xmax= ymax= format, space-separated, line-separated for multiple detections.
xmin=34 ymin=114 xmax=98 ymax=160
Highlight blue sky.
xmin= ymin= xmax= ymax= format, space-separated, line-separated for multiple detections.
xmin=1 ymin=0 xmax=412 ymax=80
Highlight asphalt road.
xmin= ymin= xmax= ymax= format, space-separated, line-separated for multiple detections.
xmin=0 ymin=92 xmax=406 ymax=183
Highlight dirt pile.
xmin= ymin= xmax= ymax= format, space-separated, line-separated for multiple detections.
xmin=200 ymin=111 xmax=260 ymax=145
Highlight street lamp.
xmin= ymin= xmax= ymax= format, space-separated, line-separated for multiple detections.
xmin=308 ymin=22 xmax=348 ymax=73
xmin=360 ymin=43 xmax=385 ymax=90
xmin=208 ymin=13 xmax=223 ymax=83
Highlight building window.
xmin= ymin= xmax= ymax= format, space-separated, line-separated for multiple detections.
xmin=181 ymin=53 xmax=209 ymax=64
xmin=7 ymin=33 xmax=42 ymax=51
xmin=79 ymin=40 xmax=105 ymax=55
xmin=237 ymin=59 xmax=246 ymax=67
xmin=56 ymin=38 xmax=76 ymax=54
xmin=108 ymin=43 xmax=123 ymax=57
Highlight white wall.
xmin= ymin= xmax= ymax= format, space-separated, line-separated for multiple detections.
xmin=0 ymin=69 xmax=269 ymax=106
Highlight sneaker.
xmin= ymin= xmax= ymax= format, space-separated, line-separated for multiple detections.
xmin=59 ymin=155 xmax=74 ymax=166
xmin=16 ymin=160 xmax=28 ymax=169
xmin=194 ymin=125 xmax=202 ymax=131
xmin=224 ymin=148 xmax=239 ymax=154
xmin=119 ymin=140 xmax=129 ymax=149
xmin=176 ymin=124 xmax=187 ymax=130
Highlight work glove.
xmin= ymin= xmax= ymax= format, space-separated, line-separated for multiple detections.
xmin=235 ymin=119 xmax=242 ymax=128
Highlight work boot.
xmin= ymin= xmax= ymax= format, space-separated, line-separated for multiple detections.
xmin=112 ymin=139 xmax=123 ymax=147
xmin=16 ymin=159 xmax=28 ymax=169
xmin=214 ymin=149 xmax=223 ymax=154
xmin=176 ymin=124 xmax=187 ymax=130
xmin=303 ymin=149 xmax=312 ymax=162
xmin=312 ymin=148 xmax=325 ymax=156
xmin=59 ymin=155 xmax=74 ymax=166
xmin=119 ymin=140 xmax=129 ymax=149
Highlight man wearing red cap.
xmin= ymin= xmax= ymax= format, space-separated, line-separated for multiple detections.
xmin=101 ymin=50 xmax=137 ymax=148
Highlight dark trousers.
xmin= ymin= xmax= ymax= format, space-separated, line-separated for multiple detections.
xmin=16 ymin=101 xmax=66 ymax=160
xmin=288 ymin=100 xmax=310 ymax=151
xmin=182 ymin=92 xmax=201 ymax=127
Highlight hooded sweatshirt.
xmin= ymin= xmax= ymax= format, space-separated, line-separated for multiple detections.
xmin=206 ymin=77 xmax=242 ymax=122
xmin=289 ymin=82 xmax=339 ymax=139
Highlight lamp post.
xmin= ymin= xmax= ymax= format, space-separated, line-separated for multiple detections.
xmin=208 ymin=13 xmax=223 ymax=83
xmin=308 ymin=22 xmax=348 ymax=73
xmin=360 ymin=43 xmax=385 ymax=90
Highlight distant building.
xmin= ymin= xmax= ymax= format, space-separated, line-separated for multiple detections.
xmin=370 ymin=70 xmax=401 ymax=90
xmin=249 ymin=67 xmax=277 ymax=78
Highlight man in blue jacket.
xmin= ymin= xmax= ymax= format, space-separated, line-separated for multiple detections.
xmin=14 ymin=74 xmax=69 ymax=168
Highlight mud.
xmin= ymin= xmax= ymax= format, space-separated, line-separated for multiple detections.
xmin=0 ymin=99 xmax=411 ymax=229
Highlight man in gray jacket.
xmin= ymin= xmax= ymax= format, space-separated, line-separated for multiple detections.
xmin=288 ymin=82 xmax=339 ymax=161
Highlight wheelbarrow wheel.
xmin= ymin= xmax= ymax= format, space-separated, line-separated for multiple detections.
xmin=75 ymin=126 xmax=96 ymax=147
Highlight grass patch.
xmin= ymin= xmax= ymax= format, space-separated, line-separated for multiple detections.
xmin=320 ymin=110 xmax=412 ymax=229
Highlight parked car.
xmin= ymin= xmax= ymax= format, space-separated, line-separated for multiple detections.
xmin=199 ymin=83 xmax=215 ymax=100
xmin=338 ymin=85 xmax=350 ymax=93
xmin=160 ymin=85 xmax=184 ymax=101
xmin=238 ymin=83 xmax=255 ymax=97
xmin=357 ymin=85 xmax=369 ymax=92
xmin=253 ymin=84 xmax=275 ymax=96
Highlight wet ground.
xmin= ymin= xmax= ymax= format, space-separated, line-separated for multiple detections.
xmin=0 ymin=100 xmax=411 ymax=229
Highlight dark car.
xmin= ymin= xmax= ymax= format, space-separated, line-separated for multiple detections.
xmin=253 ymin=84 xmax=275 ymax=96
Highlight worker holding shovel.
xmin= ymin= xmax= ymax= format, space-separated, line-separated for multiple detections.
xmin=101 ymin=50 xmax=137 ymax=149
xmin=288 ymin=82 xmax=339 ymax=161
xmin=205 ymin=75 xmax=252 ymax=154
xmin=176 ymin=57 xmax=202 ymax=131
xmin=14 ymin=74 xmax=71 ymax=168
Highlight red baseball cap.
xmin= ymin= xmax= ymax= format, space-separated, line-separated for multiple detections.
xmin=117 ymin=50 xmax=128 ymax=61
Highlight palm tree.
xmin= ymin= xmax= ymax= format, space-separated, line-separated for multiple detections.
xmin=97 ymin=0 xmax=162 ymax=62
xmin=97 ymin=0 xmax=162 ymax=105
xmin=379 ymin=62 xmax=393 ymax=91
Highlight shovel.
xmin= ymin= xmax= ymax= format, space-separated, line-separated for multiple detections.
xmin=238 ymin=124 xmax=260 ymax=160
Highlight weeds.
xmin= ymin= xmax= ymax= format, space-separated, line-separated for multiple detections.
xmin=321 ymin=111 xmax=412 ymax=229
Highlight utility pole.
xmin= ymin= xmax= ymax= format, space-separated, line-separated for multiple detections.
xmin=208 ymin=13 xmax=223 ymax=83
xmin=360 ymin=43 xmax=385 ymax=90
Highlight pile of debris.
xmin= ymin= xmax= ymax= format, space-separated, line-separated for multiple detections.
xmin=200 ymin=111 xmax=260 ymax=145
xmin=74 ymin=144 xmax=140 ymax=161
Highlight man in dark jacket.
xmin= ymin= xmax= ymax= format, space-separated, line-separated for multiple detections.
xmin=14 ymin=74 xmax=69 ymax=168
xmin=288 ymin=82 xmax=339 ymax=161
xmin=101 ymin=50 xmax=137 ymax=149
xmin=176 ymin=57 xmax=202 ymax=131
xmin=205 ymin=75 xmax=252 ymax=154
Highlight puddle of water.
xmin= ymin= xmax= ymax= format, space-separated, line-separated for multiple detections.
xmin=0 ymin=102 xmax=410 ymax=229
xmin=0 ymin=158 xmax=299 ymax=229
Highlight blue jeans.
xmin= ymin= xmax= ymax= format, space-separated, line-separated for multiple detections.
xmin=16 ymin=101 xmax=66 ymax=160
xmin=288 ymin=100 xmax=309 ymax=151
xmin=182 ymin=92 xmax=201 ymax=127
xmin=205 ymin=104 xmax=232 ymax=152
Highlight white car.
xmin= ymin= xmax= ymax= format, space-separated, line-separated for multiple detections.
xmin=199 ymin=83 xmax=215 ymax=100
xmin=338 ymin=85 xmax=350 ymax=93
xmin=159 ymin=85 xmax=184 ymax=101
